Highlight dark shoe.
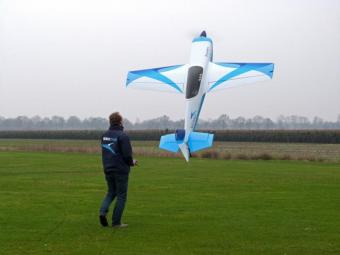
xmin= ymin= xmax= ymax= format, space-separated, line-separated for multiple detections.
xmin=112 ymin=223 xmax=128 ymax=228
xmin=99 ymin=215 xmax=108 ymax=227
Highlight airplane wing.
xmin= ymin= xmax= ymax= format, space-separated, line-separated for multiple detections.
xmin=207 ymin=62 xmax=274 ymax=93
xmin=126 ymin=64 xmax=188 ymax=94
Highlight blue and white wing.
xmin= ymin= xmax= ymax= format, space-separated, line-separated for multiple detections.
xmin=126 ymin=65 xmax=188 ymax=94
xmin=207 ymin=62 xmax=274 ymax=93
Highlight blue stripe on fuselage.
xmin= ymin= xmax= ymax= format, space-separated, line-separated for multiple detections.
xmin=193 ymin=93 xmax=206 ymax=130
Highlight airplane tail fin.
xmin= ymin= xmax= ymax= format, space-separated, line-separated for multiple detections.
xmin=159 ymin=131 xmax=214 ymax=160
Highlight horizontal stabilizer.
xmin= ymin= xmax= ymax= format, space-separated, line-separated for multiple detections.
xmin=159 ymin=134 xmax=179 ymax=152
xmin=188 ymin=132 xmax=214 ymax=152
xmin=159 ymin=132 xmax=214 ymax=154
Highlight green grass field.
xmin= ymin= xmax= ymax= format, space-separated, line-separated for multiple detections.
xmin=1 ymin=151 xmax=340 ymax=254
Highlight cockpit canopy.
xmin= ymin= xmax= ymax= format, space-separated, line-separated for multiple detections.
xmin=186 ymin=66 xmax=203 ymax=99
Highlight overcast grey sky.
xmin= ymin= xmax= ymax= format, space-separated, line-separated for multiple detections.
xmin=0 ymin=0 xmax=339 ymax=121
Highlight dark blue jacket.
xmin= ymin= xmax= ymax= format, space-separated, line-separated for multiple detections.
xmin=101 ymin=125 xmax=134 ymax=174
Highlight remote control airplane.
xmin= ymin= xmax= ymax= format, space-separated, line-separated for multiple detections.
xmin=126 ymin=31 xmax=274 ymax=161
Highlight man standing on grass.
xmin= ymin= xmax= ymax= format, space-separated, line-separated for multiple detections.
xmin=99 ymin=112 xmax=137 ymax=228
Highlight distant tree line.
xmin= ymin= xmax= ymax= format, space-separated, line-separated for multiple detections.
xmin=0 ymin=114 xmax=340 ymax=130
xmin=1 ymin=130 xmax=339 ymax=144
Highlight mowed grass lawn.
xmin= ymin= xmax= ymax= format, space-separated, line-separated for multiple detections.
xmin=0 ymin=152 xmax=340 ymax=254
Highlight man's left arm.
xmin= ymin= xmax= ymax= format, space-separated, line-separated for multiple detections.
xmin=119 ymin=134 xmax=135 ymax=166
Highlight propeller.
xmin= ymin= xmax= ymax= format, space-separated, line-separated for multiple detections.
xmin=200 ymin=31 xmax=207 ymax=37
xmin=183 ymin=29 xmax=220 ymax=41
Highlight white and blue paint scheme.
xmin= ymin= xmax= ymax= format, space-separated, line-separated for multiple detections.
xmin=126 ymin=31 xmax=274 ymax=161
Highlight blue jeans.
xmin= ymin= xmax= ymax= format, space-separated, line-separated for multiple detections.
xmin=99 ymin=172 xmax=129 ymax=225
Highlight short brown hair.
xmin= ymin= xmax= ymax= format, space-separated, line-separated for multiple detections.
xmin=109 ymin=112 xmax=123 ymax=126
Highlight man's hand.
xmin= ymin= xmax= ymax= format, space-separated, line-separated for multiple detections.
xmin=133 ymin=159 xmax=138 ymax=166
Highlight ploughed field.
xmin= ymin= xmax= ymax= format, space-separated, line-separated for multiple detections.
xmin=0 ymin=151 xmax=339 ymax=254
xmin=0 ymin=139 xmax=340 ymax=162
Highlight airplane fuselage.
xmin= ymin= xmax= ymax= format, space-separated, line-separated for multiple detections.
xmin=183 ymin=37 xmax=213 ymax=142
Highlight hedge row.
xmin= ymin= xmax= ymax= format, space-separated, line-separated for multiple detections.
xmin=0 ymin=130 xmax=340 ymax=144
xmin=212 ymin=130 xmax=340 ymax=143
